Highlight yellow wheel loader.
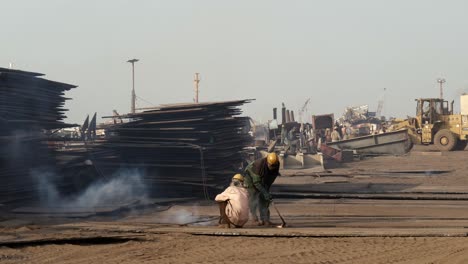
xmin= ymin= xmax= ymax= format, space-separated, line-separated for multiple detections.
xmin=393 ymin=98 xmax=468 ymax=151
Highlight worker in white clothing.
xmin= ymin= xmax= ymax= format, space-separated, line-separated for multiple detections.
xmin=215 ymin=174 xmax=250 ymax=228
xmin=331 ymin=126 xmax=341 ymax=142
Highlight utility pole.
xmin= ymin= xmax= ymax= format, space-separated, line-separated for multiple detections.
xmin=376 ymin=88 xmax=386 ymax=118
xmin=194 ymin=73 xmax=200 ymax=103
xmin=127 ymin=58 xmax=139 ymax=114
xmin=437 ymin=78 xmax=446 ymax=100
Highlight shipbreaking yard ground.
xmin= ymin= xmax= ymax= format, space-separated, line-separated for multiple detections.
xmin=3 ymin=145 xmax=468 ymax=263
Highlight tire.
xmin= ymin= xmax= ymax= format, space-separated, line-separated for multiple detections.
xmin=456 ymin=140 xmax=467 ymax=151
xmin=434 ymin=129 xmax=457 ymax=151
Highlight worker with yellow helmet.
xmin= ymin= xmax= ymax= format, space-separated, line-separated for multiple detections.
xmin=243 ymin=152 xmax=280 ymax=226
xmin=214 ymin=173 xmax=249 ymax=228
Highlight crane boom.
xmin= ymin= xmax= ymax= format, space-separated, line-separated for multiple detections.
xmin=298 ymin=98 xmax=311 ymax=122
xmin=376 ymin=88 xmax=386 ymax=117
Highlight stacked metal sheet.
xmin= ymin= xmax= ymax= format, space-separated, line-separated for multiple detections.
xmin=0 ymin=67 xmax=76 ymax=205
xmin=91 ymin=100 xmax=254 ymax=198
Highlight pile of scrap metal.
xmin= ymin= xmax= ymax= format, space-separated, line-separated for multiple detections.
xmin=337 ymin=105 xmax=383 ymax=137
xmin=256 ymin=103 xmax=411 ymax=167
xmin=309 ymin=113 xmax=354 ymax=164
xmin=78 ymin=100 xmax=254 ymax=199
xmin=248 ymin=104 xmax=327 ymax=170
xmin=270 ymin=103 xmax=314 ymax=154
xmin=0 ymin=67 xmax=77 ymax=206
xmin=319 ymin=105 xmax=413 ymax=157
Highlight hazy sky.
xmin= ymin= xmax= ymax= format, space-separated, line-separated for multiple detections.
xmin=2 ymin=0 xmax=468 ymax=124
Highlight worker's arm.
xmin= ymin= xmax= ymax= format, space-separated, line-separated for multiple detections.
xmin=246 ymin=166 xmax=272 ymax=201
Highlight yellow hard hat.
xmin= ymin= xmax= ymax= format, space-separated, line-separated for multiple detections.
xmin=232 ymin=174 xmax=244 ymax=182
xmin=267 ymin=153 xmax=279 ymax=166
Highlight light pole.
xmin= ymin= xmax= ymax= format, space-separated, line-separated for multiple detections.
xmin=193 ymin=73 xmax=200 ymax=103
xmin=127 ymin=58 xmax=139 ymax=113
xmin=437 ymin=78 xmax=446 ymax=100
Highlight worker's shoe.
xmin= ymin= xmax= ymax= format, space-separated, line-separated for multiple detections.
xmin=249 ymin=220 xmax=261 ymax=226
xmin=253 ymin=220 xmax=264 ymax=226
xmin=257 ymin=221 xmax=265 ymax=226
xmin=250 ymin=217 xmax=261 ymax=226
xmin=261 ymin=221 xmax=278 ymax=227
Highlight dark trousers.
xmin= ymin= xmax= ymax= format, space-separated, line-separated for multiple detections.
xmin=247 ymin=188 xmax=270 ymax=222
xmin=259 ymin=194 xmax=271 ymax=222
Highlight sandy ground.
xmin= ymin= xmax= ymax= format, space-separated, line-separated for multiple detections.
xmin=2 ymin=234 xmax=468 ymax=264
xmin=3 ymin=145 xmax=468 ymax=263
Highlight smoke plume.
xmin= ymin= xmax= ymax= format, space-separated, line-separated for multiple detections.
xmin=33 ymin=168 xmax=148 ymax=209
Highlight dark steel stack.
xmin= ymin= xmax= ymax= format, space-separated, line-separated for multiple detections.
xmin=0 ymin=67 xmax=76 ymax=205
xmin=92 ymin=100 xmax=253 ymax=198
